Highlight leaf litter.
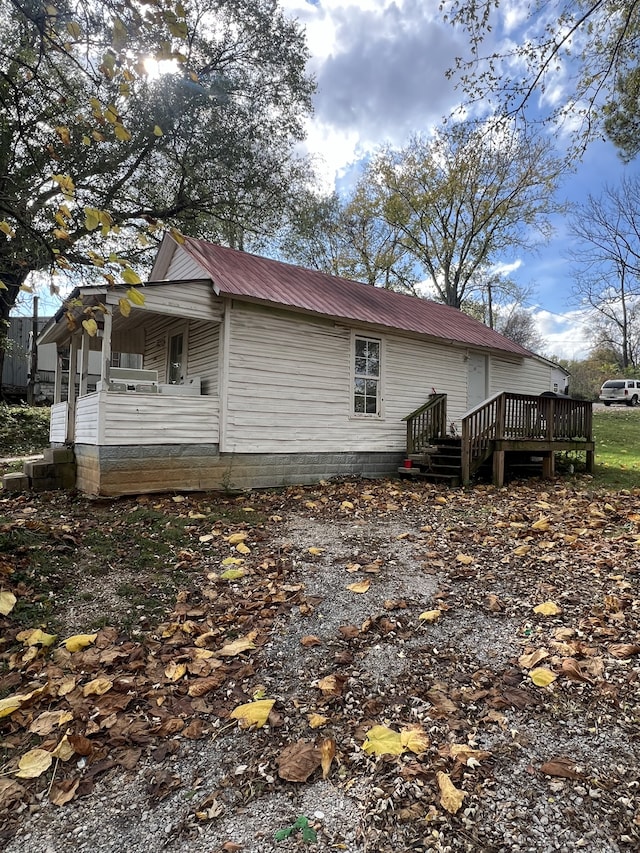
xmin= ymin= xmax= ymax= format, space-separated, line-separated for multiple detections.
xmin=1 ymin=477 xmax=640 ymax=851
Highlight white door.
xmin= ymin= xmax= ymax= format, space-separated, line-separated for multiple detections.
xmin=468 ymin=352 xmax=488 ymax=409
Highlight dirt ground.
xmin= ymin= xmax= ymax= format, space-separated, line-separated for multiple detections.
xmin=1 ymin=475 xmax=640 ymax=852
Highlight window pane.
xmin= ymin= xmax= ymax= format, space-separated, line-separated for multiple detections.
xmin=365 ymin=379 xmax=378 ymax=396
xmin=354 ymin=377 xmax=365 ymax=394
xmin=355 ymin=357 xmax=367 ymax=375
xmin=365 ymin=397 xmax=377 ymax=414
xmin=354 ymin=396 xmax=365 ymax=413
xmin=355 ymin=338 xmax=367 ymax=358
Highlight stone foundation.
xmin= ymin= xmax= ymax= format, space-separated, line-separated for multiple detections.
xmin=74 ymin=444 xmax=404 ymax=496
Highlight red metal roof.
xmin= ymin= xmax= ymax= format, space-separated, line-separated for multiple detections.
xmin=178 ymin=236 xmax=532 ymax=357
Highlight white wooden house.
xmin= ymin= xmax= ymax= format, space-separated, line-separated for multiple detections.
xmin=37 ymin=234 xmax=571 ymax=496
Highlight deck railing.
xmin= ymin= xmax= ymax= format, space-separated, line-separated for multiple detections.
xmin=403 ymin=393 xmax=448 ymax=455
xmin=462 ymin=392 xmax=593 ymax=485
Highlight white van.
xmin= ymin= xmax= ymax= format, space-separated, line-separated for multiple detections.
xmin=599 ymin=379 xmax=640 ymax=406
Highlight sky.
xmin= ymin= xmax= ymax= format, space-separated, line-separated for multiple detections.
xmin=280 ymin=0 xmax=640 ymax=361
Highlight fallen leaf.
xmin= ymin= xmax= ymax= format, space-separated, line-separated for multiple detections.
xmin=533 ymin=601 xmax=562 ymax=616
xmin=518 ymin=649 xmax=549 ymax=669
xmin=82 ymin=676 xmax=113 ymax=697
xmin=229 ymin=699 xmax=275 ymax=729
xmin=276 ymin=741 xmax=321 ymax=782
xmin=419 ymin=609 xmax=441 ymax=623
xmin=64 ymin=633 xmax=98 ymax=652
xmin=28 ymin=710 xmax=74 ymax=736
xmin=347 ymin=578 xmax=371 ymax=593
xmin=320 ymin=737 xmax=336 ymax=778
xmin=0 ymin=590 xmax=17 ymax=615
xmin=608 ymin=643 xmax=640 ymax=659
xmin=307 ymin=547 xmax=324 ymax=555
xmin=484 ymin=594 xmax=504 ymax=612
xmin=529 ymin=667 xmax=558 ymax=687
xmin=164 ymin=661 xmax=187 ymax=682
xmin=540 ymin=757 xmax=586 ymax=779
xmin=513 ymin=544 xmax=531 ymax=556
xmin=15 ymin=748 xmax=53 ymax=779
xmin=437 ymin=771 xmax=465 ymax=814
xmin=301 ymin=635 xmax=322 ymax=648
xmin=362 ymin=725 xmax=404 ymax=756
xmin=307 ymin=713 xmax=329 ymax=729
xmin=218 ymin=636 xmax=256 ymax=656
xmin=400 ymin=724 xmax=430 ymax=754
xmin=235 ymin=542 xmax=251 ymax=555
xmin=220 ymin=567 xmax=246 ymax=580
xmin=456 ymin=553 xmax=474 ymax=564
xmin=226 ymin=532 xmax=248 ymax=545
xmin=50 ymin=778 xmax=80 ymax=806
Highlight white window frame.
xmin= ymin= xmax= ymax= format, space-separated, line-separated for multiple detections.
xmin=166 ymin=324 xmax=189 ymax=384
xmin=351 ymin=332 xmax=383 ymax=418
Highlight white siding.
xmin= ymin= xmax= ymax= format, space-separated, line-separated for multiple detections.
xmin=165 ymin=249 xmax=207 ymax=282
xmin=75 ymin=395 xmax=100 ymax=443
xmin=74 ymin=391 xmax=219 ymax=446
xmin=141 ymin=315 xmax=219 ymax=393
xmin=490 ymin=355 xmax=556 ymax=395
xmin=223 ymin=303 xmax=471 ymax=453
xmin=50 ymin=402 xmax=69 ymax=443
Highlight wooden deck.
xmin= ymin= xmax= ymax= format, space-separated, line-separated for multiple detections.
xmin=404 ymin=392 xmax=594 ymax=487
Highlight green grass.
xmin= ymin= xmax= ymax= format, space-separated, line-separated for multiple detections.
xmin=0 ymin=403 xmax=50 ymax=458
xmin=592 ymin=409 xmax=640 ymax=490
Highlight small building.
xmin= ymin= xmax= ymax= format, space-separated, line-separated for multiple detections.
xmin=35 ymin=234 xmax=584 ymax=497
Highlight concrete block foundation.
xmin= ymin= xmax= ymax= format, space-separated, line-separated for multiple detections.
xmin=74 ymin=444 xmax=405 ymax=497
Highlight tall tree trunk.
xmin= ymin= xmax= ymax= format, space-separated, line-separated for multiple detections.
xmin=0 ymin=269 xmax=30 ymax=399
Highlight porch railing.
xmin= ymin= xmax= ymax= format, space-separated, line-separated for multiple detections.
xmin=403 ymin=393 xmax=448 ymax=455
xmin=461 ymin=392 xmax=593 ymax=485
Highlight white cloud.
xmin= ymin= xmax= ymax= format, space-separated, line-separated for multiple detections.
xmin=531 ymin=307 xmax=591 ymax=360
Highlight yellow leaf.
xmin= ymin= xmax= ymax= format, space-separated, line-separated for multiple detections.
xmin=435 ymin=496 xmax=448 ymax=504
xmin=529 ymin=667 xmax=558 ymax=687
xmin=0 ymin=695 xmax=25 ymax=718
xmin=235 ymin=542 xmax=250 ymax=555
xmin=52 ymin=734 xmax=75 ymax=762
xmin=153 ymin=125 xmax=164 ymax=136
xmin=20 ymin=628 xmax=57 ymax=647
xmin=533 ymin=601 xmax=562 ymax=616
xmin=164 ymin=661 xmax=187 ymax=682
xmin=29 ymin=710 xmax=74 ymax=736
xmin=437 ymin=771 xmax=465 ymax=814
xmin=513 ymin=545 xmax=531 ymax=556
xmin=55 ymin=125 xmax=71 ymax=145
xmin=82 ymin=677 xmax=113 ymax=697
xmin=121 ymin=265 xmax=142 ymax=285
xmin=82 ymin=318 xmax=98 ymax=337
xmin=0 ymin=280 xmax=8 ymax=290
xmin=66 ymin=21 xmax=82 ymax=38
xmin=362 ymin=725 xmax=404 ymax=756
xmin=456 ymin=553 xmax=474 ymax=564
xmin=118 ymin=297 xmax=131 ymax=317
xmin=0 ymin=221 xmax=15 ymax=238
xmin=218 ymin=636 xmax=256 ymax=656
xmin=307 ymin=547 xmax=324 ymax=555
xmin=227 ymin=532 xmax=248 ymax=545
xmin=53 ymin=228 xmax=70 ymax=240
xmin=229 ymin=699 xmax=275 ymax=729
xmin=220 ymin=567 xmax=246 ymax=580
xmin=84 ymin=207 xmax=100 ymax=230
xmin=419 ymin=609 xmax=442 ymax=623
xmin=64 ymin=633 xmax=98 ymax=652
xmin=347 ymin=578 xmax=371 ymax=594
xmin=114 ymin=124 xmax=132 ymax=141
xmin=531 ymin=517 xmax=550 ymax=531
xmin=221 ymin=556 xmax=244 ymax=566
xmin=341 ymin=501 xmax=354 ymax=509
xmin=0 ymin=590 xmax=17 ymax=615
xmin=400 ymin=725 xmax=430 ymax=754
xmin=15 ymin=748 xmax=53 ymax=779
xmin=308 ymin=713 xmax=329 ymax=729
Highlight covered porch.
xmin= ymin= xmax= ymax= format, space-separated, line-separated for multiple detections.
xmin=38 ymin=281 xmax=223 ymax=494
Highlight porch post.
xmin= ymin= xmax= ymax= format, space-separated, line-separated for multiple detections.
xmin=100 ymin=310 xmax=112 ymax=384
xmin=79 ymin=330 xmax=90 ymax=397
xmin=67 ymin=333 xmax=80 ymax=442
xmin=54 ymin=349 xmax=63 ymax=404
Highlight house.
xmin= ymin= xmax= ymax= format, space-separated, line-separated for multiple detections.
xmin=33 ymin=234 xmax=580 ymax=497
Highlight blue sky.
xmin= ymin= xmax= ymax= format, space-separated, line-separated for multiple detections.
xmin=15 ymin=0 xmax=639 ymax=361
xmin=281 ymin=0 xmax=640 ymax=360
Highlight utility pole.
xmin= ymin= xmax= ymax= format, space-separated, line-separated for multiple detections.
xmin=27 ymin=296 xmax=38 ymax=405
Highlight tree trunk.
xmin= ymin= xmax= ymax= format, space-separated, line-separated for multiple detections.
xmin=0 ymin=268 xmax=30 ymax=399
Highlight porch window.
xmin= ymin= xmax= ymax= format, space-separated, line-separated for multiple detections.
xmin=353 ymin=335 xmax=381 ymax=416
xmin=168 ymin=332 xmax=184 ymax=384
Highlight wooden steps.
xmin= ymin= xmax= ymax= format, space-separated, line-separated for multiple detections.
xmin=399 ymin=438 xmax=462 ymax=486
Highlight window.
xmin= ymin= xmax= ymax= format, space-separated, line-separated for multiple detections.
xmin=353 ymin=335 xmax=381 ymax=416
xmin=168 ymin=332 xmax=184 ymax=384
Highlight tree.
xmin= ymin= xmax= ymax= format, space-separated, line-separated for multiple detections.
xmin=278 ymin=181 xmax=417 ymax=293
xmin=368 ymin=122 xmax=562 ymax=309
xmin=0 ymin=0 xmax=314 ymax=389
xmin=443 ymin=0 xmax=640 ymax=157
xmin=568 ymin=178 xmax=640 ymax=369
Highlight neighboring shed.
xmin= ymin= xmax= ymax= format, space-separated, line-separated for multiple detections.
xmin=34 ymin=234 xmax=585 ymax=497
